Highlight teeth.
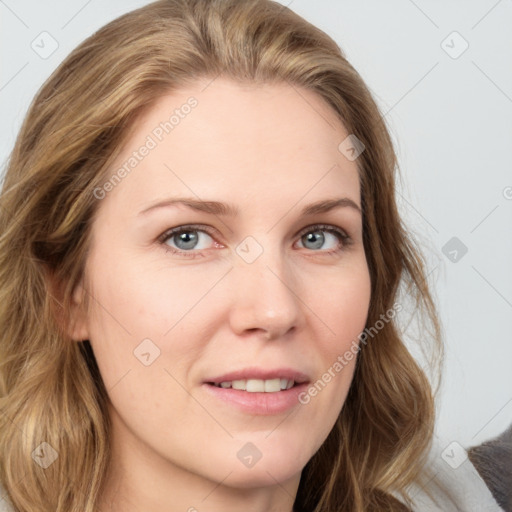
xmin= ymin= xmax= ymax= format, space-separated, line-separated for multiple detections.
xmin=232 ymin=380 xmax=245 ymax=390
xmin=214 ymin=378 xmax=295 ymax=392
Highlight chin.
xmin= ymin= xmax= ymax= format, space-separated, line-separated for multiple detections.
xmin=219 ymin=460 xmax=305 ymax=489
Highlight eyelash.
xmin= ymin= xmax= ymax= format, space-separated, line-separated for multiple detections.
xmin=158 ymin=223 xmax=352 ymax=259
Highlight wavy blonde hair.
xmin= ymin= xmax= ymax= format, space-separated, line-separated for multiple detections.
xmin=0 ymin=1 xmax=442 ymax=510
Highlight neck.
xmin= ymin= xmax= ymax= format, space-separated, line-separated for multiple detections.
xmin=98 ymin=407 xmax=300 ymax=512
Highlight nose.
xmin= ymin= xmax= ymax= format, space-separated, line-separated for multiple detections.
xmin=227 ymin=245 xmax=302 ymax=340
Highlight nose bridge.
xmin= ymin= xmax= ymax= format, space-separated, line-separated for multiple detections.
xmin=228 ymin=235 xmax=302 ymax=338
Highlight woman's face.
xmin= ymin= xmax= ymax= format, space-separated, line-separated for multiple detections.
xmin=74 ymin=78 xmax=371 ymax=496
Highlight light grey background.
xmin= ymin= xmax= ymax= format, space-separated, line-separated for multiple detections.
xmin=1 ymin=0 xmax=511 ymax=451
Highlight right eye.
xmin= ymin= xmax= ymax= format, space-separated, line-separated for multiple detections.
xmin=158 ymin=224 xmax=220 ymax=258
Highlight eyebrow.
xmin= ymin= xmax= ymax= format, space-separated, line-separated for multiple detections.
xmin=138 ymin=196 xmax=362 ymax=217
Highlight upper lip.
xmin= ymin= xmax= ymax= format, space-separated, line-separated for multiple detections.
xmin=204 ymin=367 xmax=310 ymax=385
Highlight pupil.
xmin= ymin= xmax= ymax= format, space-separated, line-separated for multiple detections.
xmin=175 ymin=231 xmax=198 ymax=250
xmin=304 ymin=231 xmax=324 ymax=250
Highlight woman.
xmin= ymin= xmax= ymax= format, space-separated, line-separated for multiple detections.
xmin=0 ymin=0 xmax=490 ymax=510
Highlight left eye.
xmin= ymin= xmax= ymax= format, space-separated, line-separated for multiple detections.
xmin=297 ymin=228 xmax=343 ymax=251
xmin=159 ymin=224 xmax=350 ymax=257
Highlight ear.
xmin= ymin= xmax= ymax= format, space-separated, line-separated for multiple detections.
xmin=47 ymin=270 xmax=90 ymax=341
xmin=67 ymin=279 xmax=90 ymax=341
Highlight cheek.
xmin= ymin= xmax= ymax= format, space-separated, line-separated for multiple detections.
xmin=311 ymin=262 xmax=371 ymax=349
xmin=83 ymin=254 xmax=224 ymax=391
xmin=304 ymin=263 xmax=371 ymax=405
xmin=96 ymin=254 xmax=227 ymax=329
xmin=86 ymin=250 xmax=201 ymax=334
xmin=289 ymin=267 xmax=370 ymax=466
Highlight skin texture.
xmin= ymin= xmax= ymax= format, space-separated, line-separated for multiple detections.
xmin=70 ymin=78 xmax=372 ymax=512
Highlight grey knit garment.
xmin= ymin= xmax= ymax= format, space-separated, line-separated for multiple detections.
xmin=469 ymin=423 xmax=512 ymax=511
xmin=398 ymin=433 xmax=506 ymax=511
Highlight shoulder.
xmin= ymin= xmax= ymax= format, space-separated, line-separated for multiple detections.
xmin=400 ymin=433 xmax=506 ymax=511
xmin=468 ymin=423 xmax=512 ymax=511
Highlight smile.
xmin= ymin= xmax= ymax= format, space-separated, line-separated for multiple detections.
xmin=209 ymin=378 xmax=295 ymax=392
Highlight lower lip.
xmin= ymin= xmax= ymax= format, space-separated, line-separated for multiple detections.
xmin=202 ymin=382 xmax=309 ymax=415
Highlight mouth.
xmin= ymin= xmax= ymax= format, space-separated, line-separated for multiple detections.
xmin=206 ymin=378 xmax=298 ymax=393
xmin=202 ymin=369 xmax=310 ymax=415
xmin=203 ymin=378 xmax=308 ymax=416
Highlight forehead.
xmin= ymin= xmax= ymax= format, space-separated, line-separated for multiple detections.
xmin=101 ymin=78 xmax=361 ymax=213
